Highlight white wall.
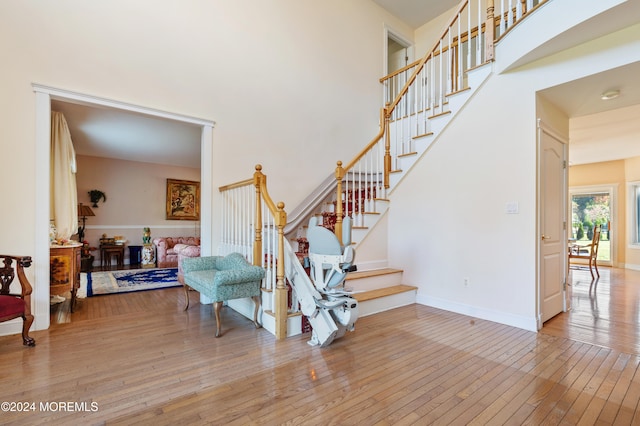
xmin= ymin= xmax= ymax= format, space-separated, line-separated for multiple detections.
xmin=413 ymin=5 xmax=459 ymax=58
xmin=387 ymin=5 xmax=640 ymax=331
xmin=0 ymin=0 xmax=412 ymax=333
xmin=388 ymin=72 xmax=539 ymax=330
xmin=76 ymin=155 xmax=201 ymax=260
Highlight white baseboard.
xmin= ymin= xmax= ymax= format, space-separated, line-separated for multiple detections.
xmin=260 ymin=311 xmax=303 ymax=338
xmin=0 ymin=319 xmax=22 ymax=337
xmin=416 ymin=293 xmax=538 ymax=332
xmin=226 ymin=298 xmax=303 ymax=338
xmin=622 ymin=263 xmax=640 ymax=271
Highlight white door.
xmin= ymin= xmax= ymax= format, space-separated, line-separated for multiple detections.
xmin=539 ymin=123 xmax=567 ymax=324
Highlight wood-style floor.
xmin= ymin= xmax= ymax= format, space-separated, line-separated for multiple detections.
xmin=543 ymin=266 xmax=640 ymax=355
xmin=0 ymin=267 xmax=639 ymax=424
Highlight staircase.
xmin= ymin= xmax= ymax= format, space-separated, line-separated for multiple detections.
xmin=291 ymin=62 xmax=493 ymax=316
xmin=348 ymin=269 xmax=416 ymax=317
xmin=282 ymin=0 xmax=511 ymax=317
xmin=219 ymin=0 xmax=549 ymax=339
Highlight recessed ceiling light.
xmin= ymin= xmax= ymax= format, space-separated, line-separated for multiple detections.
xmin=601 ymin=89 xmax=620 ymax=100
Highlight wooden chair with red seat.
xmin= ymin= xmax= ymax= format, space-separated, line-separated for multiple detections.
xmin=568 ymin=224 xmax=602 ymax=280
xmin=0 ymin=255 xmax=36 ymax=346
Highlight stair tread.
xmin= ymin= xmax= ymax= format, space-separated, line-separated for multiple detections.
xmin=353 ymin=284 xmax=417 ymax=302
xmin=346 ymin=267 xmax=402 ymax=280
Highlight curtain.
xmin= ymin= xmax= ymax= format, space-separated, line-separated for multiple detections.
xmin=50 ymin=111 xmax=78 ymax=241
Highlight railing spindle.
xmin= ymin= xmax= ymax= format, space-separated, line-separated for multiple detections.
xmin=477 ymin=0 xmax=482 ymax=66
xmin=500 ymin=0 xmax=505 ymax=35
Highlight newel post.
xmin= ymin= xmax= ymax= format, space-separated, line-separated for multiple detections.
xmin=334 ymin=161 xmax=344 ymax=245
xmin=485 ymin=0 xmax=495 ymax=61
xmin=274 ymin=202 xmax=288 ymax=340
xmin=253 ymin=165 xmax=263 ymax=267
xmin=383 ymin=104 xmax=392 ymax=189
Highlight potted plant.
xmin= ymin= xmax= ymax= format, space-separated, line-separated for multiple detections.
xmin=88 ymin=189 xmax=107 ymax=207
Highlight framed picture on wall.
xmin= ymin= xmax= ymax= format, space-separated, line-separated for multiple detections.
xmin=166 ymin=179 xmax=200 ymax=220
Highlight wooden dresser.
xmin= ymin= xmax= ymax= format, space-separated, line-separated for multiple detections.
xmin=50 ymin=243 xmax=82 ymax=312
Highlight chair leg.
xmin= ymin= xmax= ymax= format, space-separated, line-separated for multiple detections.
xmin=251 ymin=295 xmax=262 ymax=329
xmin=594 ymin=258 xmax=600 ymax=277
xmin=22 ymin=314 xmax=35 ymax=347
xmin=183 ymin=284 xmax=191 ymax=311
xmin=214 ymin=301 xmax=223 ymax=337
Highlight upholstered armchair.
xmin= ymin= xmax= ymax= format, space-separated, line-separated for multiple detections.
xmin=174 ymin=243 xmax=201 ymax=284
xmin=182 ymin=252 xmax=265 ymax=337
xmin=0 ymin=255 xmax=35 ymax=346
xmin=153 ymin=236 xmax=200 ymax=268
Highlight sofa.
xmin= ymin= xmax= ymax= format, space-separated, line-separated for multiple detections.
xmin=153 ymin=236 xmax=200 ymax=268
xmin=182 ymin=252 xmax=265 ymax=337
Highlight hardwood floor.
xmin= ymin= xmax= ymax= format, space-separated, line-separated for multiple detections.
xmin=0 ymin=268 xmax=639 ymax=424
xmin=542 ymin=266 xmax=640 ymax=355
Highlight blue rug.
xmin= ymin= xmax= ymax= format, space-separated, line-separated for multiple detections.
xmin=86 ymin=268 xmax=180 ymax=296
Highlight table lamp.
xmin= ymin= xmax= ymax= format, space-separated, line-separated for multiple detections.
xmin=77 ymin=203 xmax=95 ymax=242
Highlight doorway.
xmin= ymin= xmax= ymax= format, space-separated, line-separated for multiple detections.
xmin=569 ymin=187 xmax=614 ymax=265
xmin=33 ymin=84 xmax=214 ymax=331
xmin=384 ymin=27 xmax=414 ymax=76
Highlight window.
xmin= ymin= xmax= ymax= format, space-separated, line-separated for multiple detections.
xmin=629 ymin=182 xmax=640 ymax=246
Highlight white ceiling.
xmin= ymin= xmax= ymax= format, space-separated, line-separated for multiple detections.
xmin=52 ymin=100 xmax=202 ymax=169
xmin=372 ymin=0 xmax=460 ymax=29
xmin=54 ymin=1 xmax=640 ymax=169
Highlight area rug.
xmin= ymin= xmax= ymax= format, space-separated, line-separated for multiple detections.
xmin=85 ymin=268 xmax=180 ymax=296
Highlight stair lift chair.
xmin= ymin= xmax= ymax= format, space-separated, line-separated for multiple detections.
xmin=302 ymin=216 xmax=359 ymax=347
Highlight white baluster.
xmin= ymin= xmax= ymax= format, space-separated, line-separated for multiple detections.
xmin=517 ymin=0 xmax=523 ymax=20
xmin=508 ymin=0 xmax=513 ymax=28
xmin=467 ymin=3 xmax=472 ymax=72
xmin=439 ymin=39 xmax=444 ymax=114
xmin=500 ymin=0 xmax=505 ymax=36
xmin=477 ymin=0 xmax=482 ymax=66
xmin=457 ymin=13 xmax=462 ymax=91
xmin=415 ymin=68 xmax=420 ymax=133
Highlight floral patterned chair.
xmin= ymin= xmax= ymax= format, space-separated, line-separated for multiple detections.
xmin=182 ymin=252 xmax=264 ymax=337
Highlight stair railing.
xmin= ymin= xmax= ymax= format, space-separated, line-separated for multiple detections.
xmin=495 ymin=0 xmax=546 ymax=40
xmin=216 ymin=0 xmax=551 ymax=340
xmin=332 ymin=0 xmax=489 ymax=242
xmin=331 ymin=0 xmax=548 ymax=242
xmin=219 ymin=164 xmax=290 ymax=339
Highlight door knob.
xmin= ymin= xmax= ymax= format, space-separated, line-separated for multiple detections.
xmin=541 ymin=234 xmax=550 ymax=240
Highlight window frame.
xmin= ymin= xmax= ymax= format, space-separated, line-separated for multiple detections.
xmin=569 ymin=184 xmax=616 ymax=266
xmin=627 ymin=181 xmax=640 ymax=248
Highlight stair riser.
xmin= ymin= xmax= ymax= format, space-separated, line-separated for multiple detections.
xmin=346 ymin=271 xmax=403 ymax=292
xmin=358 ymin=290 xmax=417 ymax=317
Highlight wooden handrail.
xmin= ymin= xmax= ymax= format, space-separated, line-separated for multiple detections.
xmin=493 ymin=0 xmax=548 ymax=43
xmin=343 ymin=107 xmax=387 ymax=172
xmin=218 ymin=178 xmax=253 ymax=192
xmin=387 ymin=0 xmax=470 ymax=113
xmin=380 ymin=59 xmax=422 ymax=83
xmin=380 ymin=1 xmax=553 ymax=85
xmin=218 ymin=164 xmax=289 ymax=340
xmin=253 ymin=165 xmax=280 ymax=219
xmin=380 ymin=25 xmax=481 ymax=85
xmin=251 ymin=164 xmax=288 ymax=340
xmin=334 ymin=161 xmax=344 ymax=245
